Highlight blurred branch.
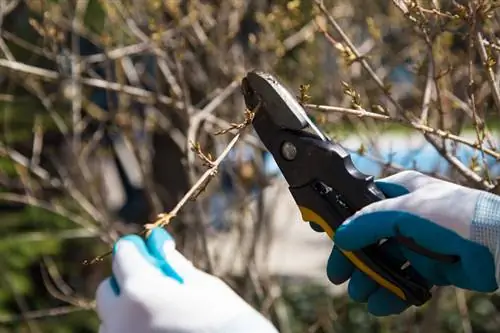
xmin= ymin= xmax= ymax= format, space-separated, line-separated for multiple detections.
xmin=0 ymin=140 xmax=62 ymax=188
xmin=315 ymin=0 xmax=496 ymax=190
xmin=0 ymin=58 xmax=186 ymax=109
xmin=476 ymin=31 xmax=500 ymax=115
xmin=0 ymin=306 xmax=93 ymax=324
xmin=1 ymin=272 xmax=42 ymax=333
xmin=305 ymin=103 xmax=500 ymax=159
xmin=456 ymin=289 xmax=472 ymax=333
xmin=0 ymin=192 xmax=112 ymax=244
xmin=0 ymin=228 xmax=99 ymax=244
xmin=41 ymin=258 xmax=93 ymax=308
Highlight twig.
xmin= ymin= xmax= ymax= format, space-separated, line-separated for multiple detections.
xmin=0 ymin=58 xmax=186 ymax=109
xmin=190 ymin=142 xmax=215 ymax=168
xmin=84 ymin=103 xmax=259 ymax=265
xmin=455 ymin=289 xmax=473 ymax=333
xmin=82 ymin=42 xmax=150 ymax=64
xmin=40 ymin=259 xmax=92 ymax=308
xmin=204 ymin=114 xmax=265 ymax=150
xmin=187 ymin=79 xmax=240 ymax=169
xmin=0 ymin=192 xmax=97 ymax=231
xmin=476 ymin=31 xmax=500 ymax=115
xmin=112 ymin=1 xmax=184 ymax=99
xmin=315 ymin=0 xmax=495 ymax=189
xmin=152 ymin=108 xmax=260 ymax=219
xmin=304 ymin=103 xmax=500 ymax=160
xmin=30 ymin=116 xmax=44 ymax=169
xmin=420 ymin=287 xmax=442 ymax=332
xmin=0 ymin=306 xmax=93 ymax=324
xmin=314 ymin=0 xmax=393 ymax=108
xmin=468 ymin=21 xmax=491 ymax=182
xmin=282 ymin=20 xmax=318 ymax=51
xmin=1 ymin=272 xmax=42 ymax=333
xmin=145 ymin=132 xmax=243 ymax=230
xmin=0 ymin=229 xmax=99 ymax=244
xmin=420 ymin=52 xmax=434 ymax=124
xmin=214 ymin=109 xmax=256 ymax=135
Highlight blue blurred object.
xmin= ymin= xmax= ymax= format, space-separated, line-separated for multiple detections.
xmin=260 ymin=137 xmax=500 ymax=181
xmin=350 ymin=139 xmax=500 ymax=177
xmin=263 ymin=150 xmax=281 ymax=176
xmin=387 ymin=59 xmax=415 ymax=85
xmin=208 ymin=192 xmax=231 ymax=232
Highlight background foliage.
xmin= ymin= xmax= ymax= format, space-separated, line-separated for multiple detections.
xmin=1 ymin=0 xmax=500 ymax=332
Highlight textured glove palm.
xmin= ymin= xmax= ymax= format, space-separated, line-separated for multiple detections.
xmin=326 ymin=171 xmax=500 ymax=316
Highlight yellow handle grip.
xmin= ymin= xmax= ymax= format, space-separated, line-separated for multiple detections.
xmin=299 ymin=206 xmax=407 ymax=301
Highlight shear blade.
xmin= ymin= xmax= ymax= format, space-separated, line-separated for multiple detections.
xmin=243 ymin=71 xmax=317 ymax=132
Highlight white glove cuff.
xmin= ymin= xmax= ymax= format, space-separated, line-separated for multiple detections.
xmin=471 ymin=191 xmax=500 ymax=285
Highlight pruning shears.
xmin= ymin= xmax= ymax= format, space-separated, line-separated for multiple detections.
xmin=240 ymin=70 xmax=459 ymax=307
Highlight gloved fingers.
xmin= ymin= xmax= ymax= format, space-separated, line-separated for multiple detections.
xmin=400 ymin=247 xmax=448 ymax=286
xmin=338 ymin=239 xmax=411 ymax=303
xmin=146 ymin=227 xmax=194 ymax=281
xmin=366 ymin=287 xmax=409 ymax=316
xmin=334 ymin=211 xmax=400 ymax=250
xmin=347 ymin=269 xmax=378 ymax=302
xmin=326 ymin=246 xmax=354 ymax=284
xmin=376 ymin=170 xmax=438 ymax=192
xmin=111 ymin=235 xmax=166 ymax=291
xmin=95 ymin=277 xmax=118 ymax=319
xmin=374 ymin=181 xmax=409 ymax=198
xmin=440 ymin=260 xmax=472 ymax=290
xmin=335 ymin=210 xmax=465 ymax=257
xmin=455 ymin=240 xmax=498 ymax=292
xmin=395 ymin=213 xmax=467 ymax=256
xmin=337 ymin=211 xmax=498 ymax=295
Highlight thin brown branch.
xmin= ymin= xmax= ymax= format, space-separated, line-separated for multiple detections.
xmin=1 ymin=272 xmax=42 ymax=333
xmin=456 ymin=289 xmax=473 ymax=333
xmin=40 ymin=259 xmax=93 ymax=308
xmin=0 ymin=192 xmax=112 ymax=244
xmin=213 ymin=109 xmax=256 ymax=135
xmin=84 ymin=102 xmax=259 ymax=265
xmin=145 ymin=131 xmax=244 ymax=230
xmin=315 ymin=0 xmax=495 ymax=189
xmin=305 ymin=103 xmax=500 ymax=160
xmin=0 ymin=58 xmax=186 ymax=109
xmin=420 ymin=53 xmax=434 ymax=124
xmin=476 ymin=31 xmax=500 ymax=115
xmin=0 ymin=306 xmax=93 ymax=324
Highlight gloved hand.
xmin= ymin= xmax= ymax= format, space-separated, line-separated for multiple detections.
xmin=327 ymin=170 xmax=500 ymax=316
xmin=96 ymin=227 xmax=279 ymax=333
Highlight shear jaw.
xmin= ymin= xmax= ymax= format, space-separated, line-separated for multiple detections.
xmin=242 ymin=71 xmax=329 ymax=141
xmin=242 ymin=71 xmax=311 ymax=131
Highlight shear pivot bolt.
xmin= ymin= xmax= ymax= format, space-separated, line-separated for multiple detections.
xmin=281 ymin=141 xmax=297 ymax=160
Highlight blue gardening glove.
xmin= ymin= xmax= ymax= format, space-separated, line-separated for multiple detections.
xmin=327 ymin=170 xmax=500 ymax=316
xmin=95 ymin=227 xmax=279 ymax=333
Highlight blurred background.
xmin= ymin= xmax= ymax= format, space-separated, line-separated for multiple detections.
xmin=1 ymin=0 xmax=500 ymax=332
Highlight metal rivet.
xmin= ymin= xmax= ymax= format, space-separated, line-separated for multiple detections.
xmin=281 ymin=141 xmax=297 ymax=160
